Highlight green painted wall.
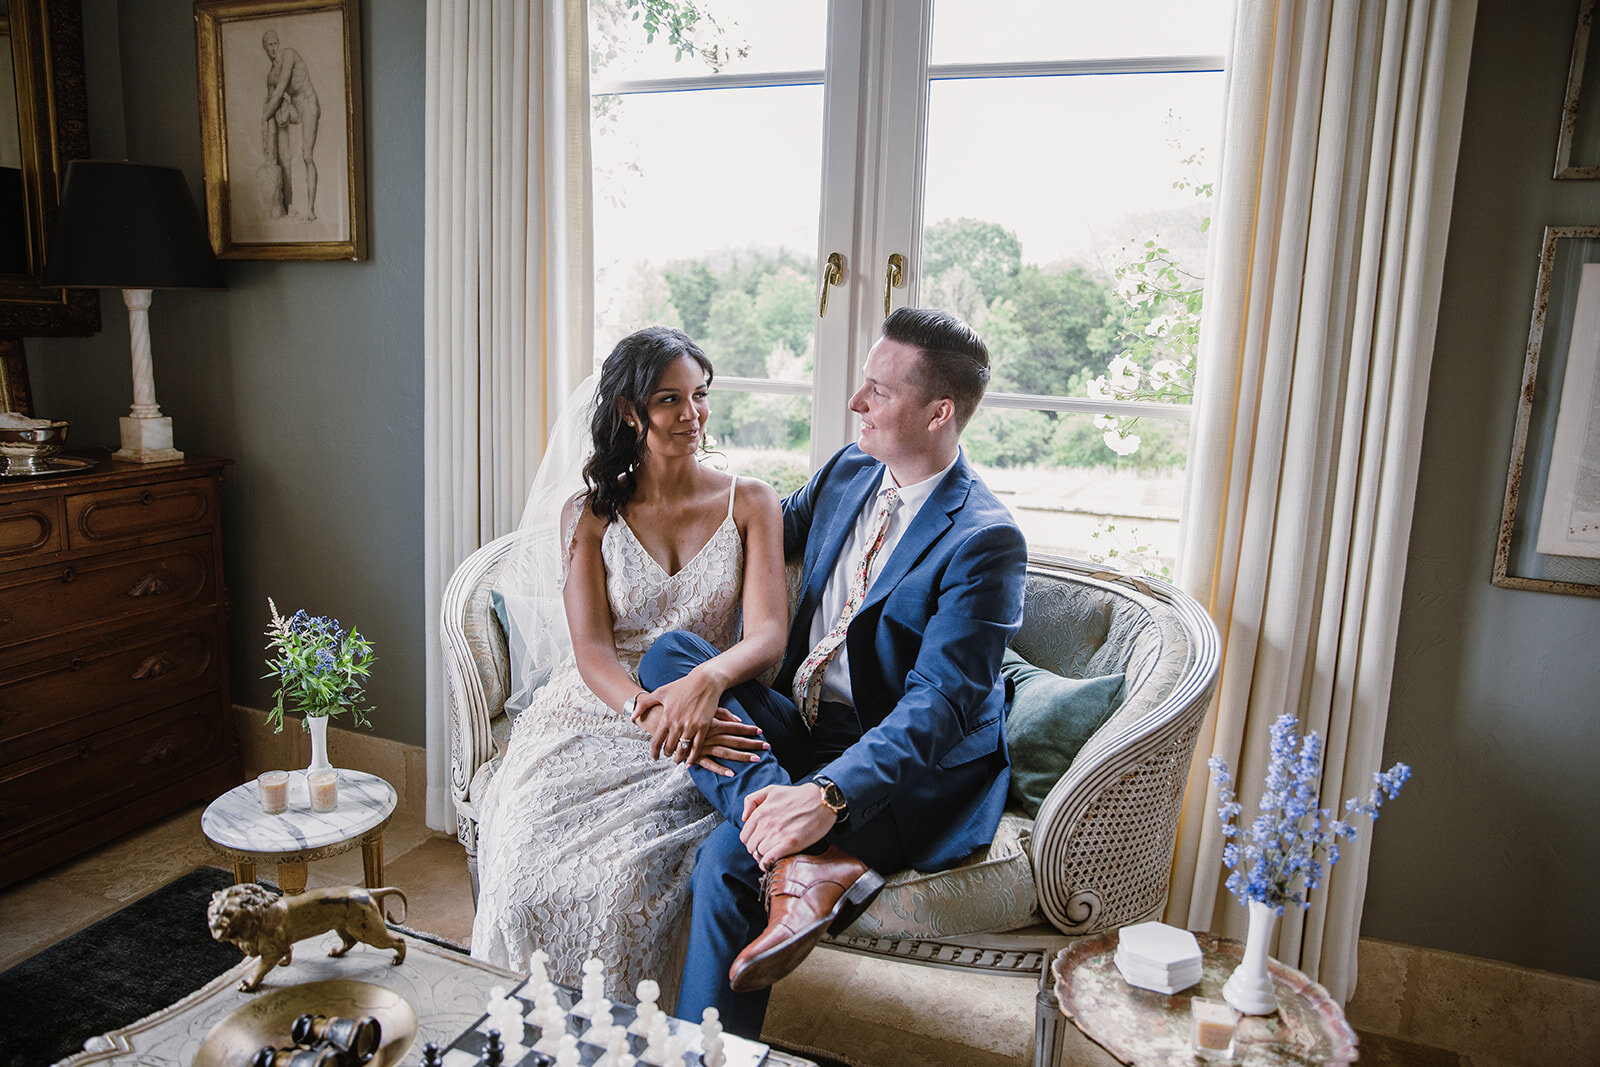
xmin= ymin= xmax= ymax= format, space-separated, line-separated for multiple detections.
xmin=1363 ymin=0 xmax=1600 ymax=981
xmin=25 ymin=0 xmax=428 ymax=746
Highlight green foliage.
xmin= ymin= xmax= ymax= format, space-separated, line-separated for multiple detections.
xmin=993 ymin=265 xmax=1116 ymax=395
xmin=963 ymin=408 xmax=1057 ymax=469
xmin=1089 ymin=520 xmax=1173 ymax=580
xmin=262 ymin=599 xmax=375 ymax=732
xmin=663 ymin=261 xmax=716 ymax=337
xmin=731 ymin=454 xmax=810 ymax=496
xmin=923 ymin=218 xmax=1022 ymax=305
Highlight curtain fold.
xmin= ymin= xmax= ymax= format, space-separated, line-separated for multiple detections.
xmin=422 ymin=0 xmax=593 ymax=832
xmin=1167 ymin=0 xmax=1476 ymax=1000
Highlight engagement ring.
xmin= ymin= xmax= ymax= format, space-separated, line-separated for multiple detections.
xmin=677 ymin=738 xmax=692 ymax=751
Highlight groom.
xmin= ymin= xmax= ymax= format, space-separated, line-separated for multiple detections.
xmin=638 ymin=307 xmax=1028 ymax=1037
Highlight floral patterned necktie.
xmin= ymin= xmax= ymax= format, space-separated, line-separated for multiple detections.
xmin=792 ymin=487 xmax=900 ymax=727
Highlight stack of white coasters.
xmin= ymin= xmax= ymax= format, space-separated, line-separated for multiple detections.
xmin=1114 ymin=921 xmax=1203 ymax=994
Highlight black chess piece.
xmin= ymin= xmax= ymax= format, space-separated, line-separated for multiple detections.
xmin=421 ymin=1042 xmax=444 ymax=1067
xmin=482 ymin=1028 xmax=504 ymax=1067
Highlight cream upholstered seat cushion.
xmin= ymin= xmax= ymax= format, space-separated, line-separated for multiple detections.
xmin=848 ymin=812 xmax=1040 ymax=938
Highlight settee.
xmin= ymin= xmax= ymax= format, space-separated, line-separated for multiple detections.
xmin=441 ymin=540 xmax=1219 ymax=1065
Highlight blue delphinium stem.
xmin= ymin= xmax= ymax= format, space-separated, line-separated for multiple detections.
xmin=1208 ymin=712 xmax=1410 ymax=913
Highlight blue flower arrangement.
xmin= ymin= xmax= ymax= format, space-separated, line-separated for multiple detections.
xmin=263 ymin=598 xmax=376 ymax=733
xmin=1207 ymin=713 xmax=1410 ymax=914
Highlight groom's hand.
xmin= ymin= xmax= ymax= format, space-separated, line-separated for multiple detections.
xmin=740 ymin=783 xmax=835 ymax=869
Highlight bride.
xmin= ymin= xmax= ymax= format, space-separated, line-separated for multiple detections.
xmin=470 ymin=326 xmax=787 ymax=1006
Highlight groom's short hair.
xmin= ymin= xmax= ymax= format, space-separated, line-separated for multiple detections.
xmin=883 ymin=307 xmax=990 ymax=432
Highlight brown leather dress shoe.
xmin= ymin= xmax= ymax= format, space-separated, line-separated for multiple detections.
xmin=727 ymin=844 xmax=886 ymax=993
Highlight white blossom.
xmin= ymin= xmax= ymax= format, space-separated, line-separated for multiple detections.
xmin=1103 ymin=428 xmax=1141 ymax=456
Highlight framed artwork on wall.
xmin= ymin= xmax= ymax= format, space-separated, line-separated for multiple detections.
xmin=1494 ymin=225 xmax=1600 ymax=596
xmin=1556 ymin=0 xmax=1600 ymax=178
xmin=193 ymin=0 xmax=366 ymax=260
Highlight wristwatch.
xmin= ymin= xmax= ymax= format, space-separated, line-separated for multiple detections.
xmin=622 ymin=691 xmax=645 ymax=718
xmin=813 ymin=776 xmax=849 ymax=824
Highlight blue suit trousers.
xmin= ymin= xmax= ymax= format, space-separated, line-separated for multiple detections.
xmin=639 ymin=631 xmax=907 ymax=1039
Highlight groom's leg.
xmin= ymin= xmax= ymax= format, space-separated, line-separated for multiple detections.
xmin=639 ymin=630 xmax=811 ymax=824
xmin=677 ymin=820 xmax=770 ymax=1038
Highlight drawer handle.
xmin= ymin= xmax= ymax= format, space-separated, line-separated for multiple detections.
xmin=69 ymin=657 xmax=84 ymax=672
xmin=140 ymin=491 xmax=156 ymax=506
xmin=128 ymin=571 xmax=176 ymax=597
xmin=139 ymin=737 xmax=178 ymax=765
xmin=61 ymin=567 xmax=75 ymax=583
xmin=132 ymin=654 xmax=174 ymax=680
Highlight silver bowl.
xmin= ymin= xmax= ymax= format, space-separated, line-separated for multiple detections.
xmin=0 ymin=420 xmax=69 ymax=473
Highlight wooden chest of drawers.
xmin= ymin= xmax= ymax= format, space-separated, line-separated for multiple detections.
xmin=0 ymin=453 xmax=239 ymax=887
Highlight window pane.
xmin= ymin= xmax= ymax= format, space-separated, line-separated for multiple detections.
xmin=921 ymin=71 xmax=1219 ymax=431
xmin=964 ymin=407 xmax=1186 ymax=575
xmin=591 ymin=85 xmax=822 ymax=381
xmin=592 ymin=0 xmax=827 ymax=82
xmin=931 ymin=0 xmax=1232 ymax=65
xmin=706 ymin=394 xmax=812 ymax=496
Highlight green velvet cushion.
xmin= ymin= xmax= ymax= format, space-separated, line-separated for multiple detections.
xmin=1001 ymin=647 xmax=1126 ymax=817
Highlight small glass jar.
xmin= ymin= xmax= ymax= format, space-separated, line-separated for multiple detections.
xmin=258 ymin=770 xmax=289 ymax=814
xmin=308 ymin=770 xmax=339 ymax=812
xmin=1191 ymin=996 xmax=1237 ymax=1060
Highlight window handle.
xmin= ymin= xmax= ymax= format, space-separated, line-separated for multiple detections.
xmin=884 ymin=253 xmax=905 ymax=318
xmin=817 ymin=252 xmax=846 ymax=317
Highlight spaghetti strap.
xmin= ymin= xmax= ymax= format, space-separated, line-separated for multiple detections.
xmin=726 ymin=474 xmax=738 ymax=519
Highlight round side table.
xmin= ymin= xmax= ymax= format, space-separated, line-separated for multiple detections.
xmin=1053 ymin=929 xmax=1358 ymax=1066
xmin=201 ymin=769 xmax=398 ymax=894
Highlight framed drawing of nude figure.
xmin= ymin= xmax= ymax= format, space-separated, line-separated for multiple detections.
xmin=194 ymin=0 xmax=366 ymax=260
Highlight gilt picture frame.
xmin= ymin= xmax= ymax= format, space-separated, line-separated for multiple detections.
xmin=1556 ymin=0 xmax=1600 ymax=179
xmin=194 ymin=0 xmax=366 ymax=260
xmin=1493 ymin=225 xmax=1600 ymax=596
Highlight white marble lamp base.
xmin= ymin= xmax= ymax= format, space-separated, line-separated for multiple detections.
xmin=115 ymin=414 xmax=183 ymax=463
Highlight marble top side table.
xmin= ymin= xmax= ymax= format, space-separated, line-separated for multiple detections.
xmin=201 ymin=770 xmax=398 ymax=894
xmin=1053 ymin=929 xmax=1358 ymax=1066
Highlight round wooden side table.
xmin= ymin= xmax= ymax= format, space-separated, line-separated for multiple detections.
xmin=1053 ymin=929 xmax=1358 ymax=1066
xmin=201 ymin=769 xmax=397 ymax=894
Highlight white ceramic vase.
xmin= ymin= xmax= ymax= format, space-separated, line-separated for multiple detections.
xmin=305 ymin=714 xmax=333 ymax=774
xmin=1222 ymin=899 xmax=1280 ymax=1015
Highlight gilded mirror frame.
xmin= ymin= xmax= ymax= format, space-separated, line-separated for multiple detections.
xmin=0 ymin=0 xmax=100 ymax=412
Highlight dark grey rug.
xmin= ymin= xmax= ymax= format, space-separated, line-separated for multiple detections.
xmin=0 ymin=866 xmax=240 ymax=1067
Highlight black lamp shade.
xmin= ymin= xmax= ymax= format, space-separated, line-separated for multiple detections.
xmin=43 ymin=161 xmax=226 ymax=290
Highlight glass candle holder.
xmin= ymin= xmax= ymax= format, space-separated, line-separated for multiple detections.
xmin=1192 ymin=996 xmax=1237 ymax=1060
xmin=258 ymin=770 xmax=289 ymax=814
xmin=308 ymin=770 xmax=339 ymax=812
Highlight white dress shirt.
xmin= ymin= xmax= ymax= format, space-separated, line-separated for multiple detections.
xmin=806 ymin=453 xmax=959 ymax=706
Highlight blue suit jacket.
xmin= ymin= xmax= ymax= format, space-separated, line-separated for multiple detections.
xmin=780 ymin=445 xmax=1028 ymax=872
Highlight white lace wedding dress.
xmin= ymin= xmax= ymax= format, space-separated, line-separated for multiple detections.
xmin=470 ymin=480 xmax=743 ymax=1008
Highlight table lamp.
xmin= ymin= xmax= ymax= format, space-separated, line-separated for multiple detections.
xmin=43 ymin=160 xmax=225 ymax=463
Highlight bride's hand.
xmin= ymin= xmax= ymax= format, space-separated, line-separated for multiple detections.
xmin=632 ymin=669 xmax=722 ymax=761
xmin=693 ymin=709 xmax=769 ymax=777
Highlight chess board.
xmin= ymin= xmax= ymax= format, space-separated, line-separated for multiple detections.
xmin=432 ymin=977 xmax=775 ymax=1067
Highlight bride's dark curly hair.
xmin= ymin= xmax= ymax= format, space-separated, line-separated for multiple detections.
xmin=583 ymin=326 xmax=714 ymax=522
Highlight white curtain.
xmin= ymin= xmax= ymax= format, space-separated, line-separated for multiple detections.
xmin=1166 ymin=0 xmax=1477 ymax=999
xmin=422 ymin=0 xmax=593 ymax=832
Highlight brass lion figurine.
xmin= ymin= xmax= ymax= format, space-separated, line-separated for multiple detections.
xmin=208 ymin=883 xmax=409 ymax=992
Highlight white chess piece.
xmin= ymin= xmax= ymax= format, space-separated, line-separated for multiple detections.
xmin=533 ymin=978 xmax=559 ymax=1013
xmin=700 ymin=1007 xmax=725 ymax=1067
xmin=573 ymin=957 xmax=606 ymax=1017
xmin=581 ymin=998 xmax=615 ymax=1044
xmin=528 ymin=948 xmax=551 ymax=986
xmin=594 ymin=1028 xmax=631 ymax=1067
xmin=641 ymin=1013 xmax=671 ymax=1064
xmin=629 ymin=979 xmax=660 ymax=1037
xmin=554 ymin=1033 xmax=581 ymax=1067
xmin=534 ymin=1003 xmax=568 ymax=1055
xmin=662 ymin=1029 xmax=692 ymax=1064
